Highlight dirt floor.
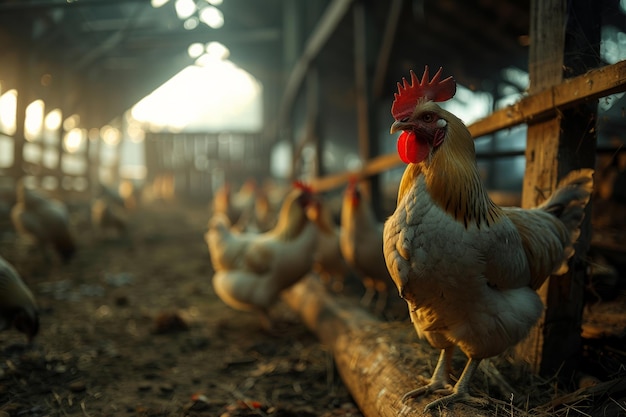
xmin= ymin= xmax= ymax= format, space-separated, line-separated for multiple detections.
xmin=0 ymin=200 xmax=625 ymax=417
xmin=0 ymin=201 xmax=368 ymax=417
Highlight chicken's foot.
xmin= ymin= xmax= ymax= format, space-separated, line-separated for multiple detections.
xmin=422 ymin=358 xmax=489 ymax=412
xmin=402 ymin=348 xmax=454 ymax=402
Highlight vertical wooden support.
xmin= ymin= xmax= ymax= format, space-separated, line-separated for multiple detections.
xmin=55 ymin=117 xmax=66 ymax=187
xmin=55 ymin=70 xmax=75 ymax=190
xmin=12 ymin=85 xmax=27 ymax=182
xmin=354 ymin=1 xmax=370 ymax=167
xmin=11 ymin=49 xmax=33 ymax=183
xmin=372 ymin=0 xmax=403 ymax=99
xmin=88 ymin=131 xmax=100 ymax=197
xmin=517 ymin=0 xmax=598 ymax=379
xmin=353 ymin=0 xmax=383 ymax=214
xmin=281 ymin=0 xmax=301 ymax=180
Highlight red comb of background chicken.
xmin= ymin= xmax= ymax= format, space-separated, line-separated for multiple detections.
xmin=293 ymin=180 xmax=313 ymax=194
xmin=391 ymin=66 xmax=456 ymax=121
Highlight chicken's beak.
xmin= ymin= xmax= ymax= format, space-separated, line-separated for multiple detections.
xmin=390 ymin=120 xmax=409 ymax=134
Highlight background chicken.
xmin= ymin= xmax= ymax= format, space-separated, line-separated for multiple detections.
xmin=383 ymin=67 xmax=594 ymax=411
xmin=11 ymin=180 xmax=76 ymax=264
xmin=205 ymin=182 xmax=318 ymax=330
xmin=0 ymin=187 xmax=16 ymax=236
xmin=211 ymin=179 xmax=258 ymax=232
xmin=232 ymin=185 xmax=278 ymax=233
xmin=251 ymin=186 xmax=277 ymax=233
xmin=308 ymin=195 xmax=348 ymax=292
xmin=340 ymin=179 xmax=392 ymax=314
xmin=0 ymin=255 xmax=39 ymax=343
xmin=91 ymin=184 xmax=130 ymax=240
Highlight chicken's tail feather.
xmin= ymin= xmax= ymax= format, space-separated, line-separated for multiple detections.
xmin=539 ymin=168 xmax=594 ymax=275
xmin=539 ymin=169 xmax=594 ymax=231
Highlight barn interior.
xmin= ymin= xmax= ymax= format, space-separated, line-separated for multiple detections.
xmin=0 ymin=0 xmax=625 ymax=416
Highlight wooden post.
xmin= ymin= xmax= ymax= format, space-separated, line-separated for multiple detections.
xmin=11 ymin=48 xmax=33 ymax=183
xmin=353 ymin=0 xmax=383 ymax=216
xmin=516 ymin=0 xmax=598 ymax=378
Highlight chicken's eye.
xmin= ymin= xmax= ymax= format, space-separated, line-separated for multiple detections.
xmin=421 ymin=113 xmax=435 ymax=123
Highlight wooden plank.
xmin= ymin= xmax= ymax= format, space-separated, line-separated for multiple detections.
xmin=310 ymin=153 xmax=400 ymax=192
xmin=468 ymin=60 xmax=626 ymax=138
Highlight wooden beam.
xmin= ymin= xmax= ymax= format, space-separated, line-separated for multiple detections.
xmin=290 ymin=70 xmax=320 ymax=180
xmin=372 ymin=0 xmax=403 ymax=99
xmin=469 ymin=60 xmax=626 ymax=138
xmin=0 ymin=0 xmax=145 ymax=11
xmin=354 ymin=1 xmax=371 ymax=166
xmin=282 ymin=276 xmax=447 ymax=417
xmin=310 ymin=61 xmax=626 ymax=193
xmin=277 ymin=0 xmax=354 ymax=132
xmin=310 ymin=153 xmax=400 ymax=192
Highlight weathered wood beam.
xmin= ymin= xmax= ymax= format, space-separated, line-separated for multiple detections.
xmin=310 ymin=60 xmax=626 ymax=193
xmin=469 ymin=60 xmax=626 ymax=138
xmin=0 ymin=0 xmax=144 ymax=11
xmin=282 ymin=276 xmax=462 ymax=417
xmin=354 ymin=2 xmax=371 ymax=167
xmin=372 ymin=0 xmax=403 ymax=99
xmin=290 ymin=70 xmax=320 ymax=180
xmin=277 ymin=0 xmax=354 ymax=134
xmin=125 ymin=28 xmax=282 ymax=49
xmin=311 ymin=153 xmax=399 ymax=192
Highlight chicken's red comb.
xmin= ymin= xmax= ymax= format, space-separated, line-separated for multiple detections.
xmin=391 ymin=66 xmax=456 ymax=121
xmin=293 ymin=180 xmax=314 ymax=194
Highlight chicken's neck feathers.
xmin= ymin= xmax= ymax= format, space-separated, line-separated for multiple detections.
xmin=399 ymin=110 xmax=503 ymax=228
xmin=268 ymin=196 xmax=308 ymax=240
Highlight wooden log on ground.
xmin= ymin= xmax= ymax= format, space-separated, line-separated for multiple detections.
xmin=282 ymin=276 xmax=482 ymax=417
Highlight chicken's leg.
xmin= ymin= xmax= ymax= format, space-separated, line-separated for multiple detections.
xmin=373 ymin=288 xmax=387 ymax=315
xmin=422 ymin=357 xmax=488 ymax=411
xmin=402 ymin=347 xmax=454 ymax=402
xmin=360 ymin=278 xmax=376 ymax=308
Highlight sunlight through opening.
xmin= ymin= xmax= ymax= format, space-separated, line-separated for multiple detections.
xmin=130 ymin=49 xmax=262 ymax=133
xmin=25 ymin=99 xmax=45 ymax=141
xmin=0 ymin=89 xmax=17 ymax=135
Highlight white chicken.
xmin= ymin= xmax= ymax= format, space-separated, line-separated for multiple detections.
xmin=205 ymin=182 xmax=318 ymax=330
xmin=382 ymin=67 xmax=594 ymax=411
xmin=11 ymin=180 xmax=76 ymax=264
xmin=211 ymin=179 xmax=258 ymax=231
xmin=0 ymin=255 xmax=39 ymax=343
xmin=340 ymin=180 xmax=392 ymax=313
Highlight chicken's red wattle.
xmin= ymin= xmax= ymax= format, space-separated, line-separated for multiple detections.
xmin=397 ymin=131 xmax=428 ymax=164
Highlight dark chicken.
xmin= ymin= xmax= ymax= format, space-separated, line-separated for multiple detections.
xmin=11 ymin=181 xmax=76 ymax=264
xmin=0 ymin=255 xmax=39 ymax=343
